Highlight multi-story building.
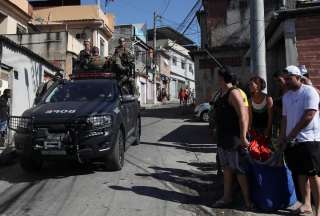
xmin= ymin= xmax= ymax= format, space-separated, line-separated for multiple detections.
xmin=9 ymin=3 xmax=115 ymax=76
xmin=147 ymin=27 xmax=195 ymax=101
xmin=0 ymin=0 xmax=33 ymax=34
xmin=266 ymin=0 xmax=320 ymax=91
xmin=193 ymin=0 xmax=320 ymax=103
xmin=109 ymin=24 xmax=154 ymax=104
xmin=192 ymin=0 xmax=281 ymax=103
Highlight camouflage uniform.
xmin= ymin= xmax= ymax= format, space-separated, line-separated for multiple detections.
xmin=78 ymin=50 xmax=92 ymax=70
xmin=87 ymin=55 xmax=108 ymax=71
xmin=113 ymin=45 xmax=136 ymax=95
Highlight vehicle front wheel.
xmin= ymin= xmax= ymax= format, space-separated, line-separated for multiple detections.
xmin=200 ymin=110 xmax=209 ymax=122
xmin=106 ymin=129 xmax=125 ymax=171
xmin=19 ymin=153 xmax=43 ymax=172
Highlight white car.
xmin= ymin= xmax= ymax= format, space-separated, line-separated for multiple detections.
xmin=194 ymin=102 xmax=211 ymax=122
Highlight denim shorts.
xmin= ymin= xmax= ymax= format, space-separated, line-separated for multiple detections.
xmin=218 ymin=147 xmax=249 ymax=174
xmin=0 ymin=120 xmax=7 ymax=133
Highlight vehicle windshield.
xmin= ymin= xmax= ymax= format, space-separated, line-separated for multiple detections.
xmin=44 ymin=80 xmax=115 ymax=103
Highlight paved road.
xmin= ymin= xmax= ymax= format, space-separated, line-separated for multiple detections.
xmin=0 ymin=105 xmax=289 ymax=216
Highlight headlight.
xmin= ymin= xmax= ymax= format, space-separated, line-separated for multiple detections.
xmin=86 ymin=115 xmax=112 ymax=128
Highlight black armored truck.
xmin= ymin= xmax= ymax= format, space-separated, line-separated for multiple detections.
xmin=9 ymin=72 xmax=141 ymax=172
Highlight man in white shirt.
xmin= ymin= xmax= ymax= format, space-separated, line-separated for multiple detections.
xmin=279 ymin=65 xmax=320 ymax=216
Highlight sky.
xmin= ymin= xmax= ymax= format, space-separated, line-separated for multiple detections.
xmin=105 ymin=0 xmax=200 ymax=44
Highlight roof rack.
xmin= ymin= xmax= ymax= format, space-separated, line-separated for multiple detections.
xmin=72 ymin=71 xmax=115 ymax=80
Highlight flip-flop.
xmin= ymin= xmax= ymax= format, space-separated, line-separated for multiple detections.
xmin=212 ymin=199 xmax=232 ymax=208
xmin=292 ymin=207 xmax=313 ymax=216
xmin=242 ymin=203 xmax=256 ymax=212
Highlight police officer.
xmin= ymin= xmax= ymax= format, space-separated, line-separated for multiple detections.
xmin=35 ymin=71 xmax=63 ymax=104
xmin=87 ymin=46 xmax=108 ymax=71
xmin=78 ymin=40 xmax=92 ymax=70
xmin=113 ymin=38 xmax=136 ymax=95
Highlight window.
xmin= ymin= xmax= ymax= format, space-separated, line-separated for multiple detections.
xmin=189 ymin=64 xmax=194 ymax=74
xmin=100 ymin=38 xmax=105 ymax=57
xmin=16 ymin=24 xmax=27 ymax=34
xmin=172 ymin=56 xmax=177 ymax=65
xmin=45 ymin=80 xmax=114 ymax=103
xmin=181 ymin=61 xmax=186 ymax=69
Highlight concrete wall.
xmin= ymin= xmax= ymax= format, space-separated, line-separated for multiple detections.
xmin=202 ymin=0 xmax=280 ymax=48
xmin=6 ymin=32 xmax=67 ymax=71
xmin=0 ymin=14 xmax=28 ymax=34
xmin=1 ymin=45 xmax=57 ymax=116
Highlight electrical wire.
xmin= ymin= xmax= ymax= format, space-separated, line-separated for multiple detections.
xmin=160 ymin=0 xmax=171 ymax=16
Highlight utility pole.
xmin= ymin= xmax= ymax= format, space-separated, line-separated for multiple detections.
xmin=153 ymin=11 xmax=158 ymax=104
xmin=250 ymin=0 xmax=267 ymax=90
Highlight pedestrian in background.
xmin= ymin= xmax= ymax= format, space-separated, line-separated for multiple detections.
xmin=213 ymin=68 xmax=252 ymax=209
xmin=0 ymin=89 xmax=11 ymax=146
xmin=279 ymin=65 xmax=320 ymax=216
xmin=248 ymin=76 xmax=273 ymax=139
xmin=184 ymin=88 xmax=189 ymax=105
xmin=178 ymin=88 xmax=184 ymax=105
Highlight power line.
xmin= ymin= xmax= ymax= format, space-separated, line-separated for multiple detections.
xmin=160 ymin=0 xmax=171 ymax=16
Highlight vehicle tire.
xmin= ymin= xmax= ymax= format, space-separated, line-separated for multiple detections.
xmin=19 ymin=153 xmax=43 ymax=172
xmin=132 ymin=118 xmax=141 ymax=146
xmin=106 ymin=129 xmax=125 ymax=171
xmin=200 ymin=110 xmax=209 ymax=122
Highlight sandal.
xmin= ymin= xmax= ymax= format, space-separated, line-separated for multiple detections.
xmin=292 ymin=207 xmax=313 ymax=216
xmin=242 ymin=203 xmax=255 ymax=212
xmin=212 ymin=199 xmax=232 ymax=208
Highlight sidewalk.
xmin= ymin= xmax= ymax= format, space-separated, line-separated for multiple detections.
xmin=141 ymin=99 xmax=182 ymax=110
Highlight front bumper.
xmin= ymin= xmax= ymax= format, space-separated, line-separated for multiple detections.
xmin=14 ymin=126 xmax=115 ymax=161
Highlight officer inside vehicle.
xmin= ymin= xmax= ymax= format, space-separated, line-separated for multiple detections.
xmin=34 ymin=71 xmax=64 ymax=104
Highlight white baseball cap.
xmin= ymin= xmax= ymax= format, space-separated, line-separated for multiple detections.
xmin=283 ymin=65 xmax=301 ymax=76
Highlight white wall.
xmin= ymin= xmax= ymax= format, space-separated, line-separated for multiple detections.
xmin=0 ymin=16 xmax=27 ymax=34
xmin=2 ymin=46 xmax=56 ymax=116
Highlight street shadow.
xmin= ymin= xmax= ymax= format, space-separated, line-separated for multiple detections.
xmin=139 ymin=166 xmax=222 ymax=206
xmin=141 ymin=106 xmax=193 ymax=119
xmin=109 ymin=165 xmax=221 ymax=207
xmin=140 ymin=141 xmax=217 ymax=154
xmin=177 ymin=161 xmax=218 ymax=172
xmin=129 ymin=166 xmax=293 ymax=215
xmin=159 ymin=124 xmax=214 ymax=145
xmin=0 ymin=161 xmax=104 ymax=184
xmin=109 ymin=185 xmax=201 ymax=205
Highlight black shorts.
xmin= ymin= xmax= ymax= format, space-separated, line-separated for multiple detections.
xmin=285 ymin=141 xmax=320 ymax=176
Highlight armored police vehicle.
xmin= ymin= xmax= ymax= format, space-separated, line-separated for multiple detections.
xmin=10 ymin=72 xmax=141 ymax=172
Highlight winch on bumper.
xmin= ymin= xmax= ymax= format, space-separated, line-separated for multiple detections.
xmin=10 ymin=115 xmax=115 ymax=161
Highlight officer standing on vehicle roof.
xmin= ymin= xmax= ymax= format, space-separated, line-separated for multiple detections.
xmin=113 ymin=37 xmax=136 ymax=95
xmin=78 ymin=39 xmax=92 ymax=70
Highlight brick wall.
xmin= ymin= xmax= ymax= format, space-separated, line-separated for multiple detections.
xmin=296 ymin=15 xmax=320 ymax=89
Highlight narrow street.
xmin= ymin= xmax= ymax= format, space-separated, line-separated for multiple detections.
xmin=0 ymin=105 xmax=287 ymax=216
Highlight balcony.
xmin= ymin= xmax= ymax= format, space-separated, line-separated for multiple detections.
xmin=33 ymin=5 xmax=114 ymax=33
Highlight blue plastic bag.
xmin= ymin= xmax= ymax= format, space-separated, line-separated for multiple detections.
xmin=249 ymin=163 xmax=297 ymax=211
